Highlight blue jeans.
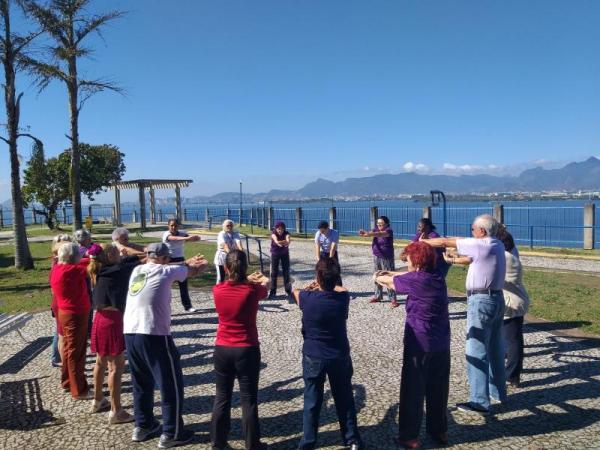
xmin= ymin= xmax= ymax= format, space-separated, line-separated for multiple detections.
xmin=298 ymin=354 xmax=361 ymax=449
xmin=51 ymin=331 xmax=61 ymax=364
xmin=465 ymin=292 xmax=507 ymax=409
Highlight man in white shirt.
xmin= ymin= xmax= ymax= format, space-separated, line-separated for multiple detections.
xmin=124 ymin=243 xmax=208 ymax=448
xmin=422 ymin=214 xmax=507 ymax=415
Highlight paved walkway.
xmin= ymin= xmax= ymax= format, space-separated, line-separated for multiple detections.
xmin=1 ymin=241 xmax=600 ymax=449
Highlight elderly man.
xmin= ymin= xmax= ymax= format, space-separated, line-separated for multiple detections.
xmin=123 ymin=243 xmax=208 ymax=448
xmin=422 ymin=214 xmax=506 ymax=415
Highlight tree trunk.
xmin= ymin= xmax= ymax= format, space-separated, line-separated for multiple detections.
xmin=2 ymin=0 xmax=33 ymax=269
xmin=68 ymin=36 xmax=81 ymax=230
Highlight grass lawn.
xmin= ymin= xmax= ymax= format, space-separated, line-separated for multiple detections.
xmin=0 ymin=236 xmax=260 ymax=314
xmin=445 ymin=265 xmax=600 ymax=335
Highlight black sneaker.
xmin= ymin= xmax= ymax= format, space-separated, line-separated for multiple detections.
xmin=267 ymin=291 xmax=276 ymax=300
xmin=131 ymin=420 xmax=161 ymax=442
xmin=157 ymin=429 xmax=195 ymax=448
xmin=456 ymin=402 xmax=489 ymax=416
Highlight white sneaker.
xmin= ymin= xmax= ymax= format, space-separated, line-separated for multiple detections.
xmin=108 ymin=409 xmax=135 ymax=425
xmin=90 ymin=397 xmax=110 ymax=413
xmin=184 ymin=307 xmax=197 ymax=313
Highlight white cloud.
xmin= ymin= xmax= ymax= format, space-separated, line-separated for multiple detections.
xmin=402 ymin=162 xmax=429 ymax=173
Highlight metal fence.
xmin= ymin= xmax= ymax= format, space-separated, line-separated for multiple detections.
xmin=2 ymin=202 xmax=598 ymax=249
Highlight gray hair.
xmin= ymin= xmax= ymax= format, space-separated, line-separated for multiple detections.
xmin=222 ymin=219 xmax=234 ymax=231
xmin=52 ymin=233 xmax=72 ymax=244
xmin=57 ymin=242 xmax=81 ymax=264
xmin=111 ymin=227 xmax=129 ymax=242
xmin=473 ymin=214 xmax=499 ymax=238
xmin=74 ymin=229 xmax=91 ymax=244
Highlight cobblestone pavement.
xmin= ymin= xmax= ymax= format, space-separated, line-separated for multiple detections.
xmin=1 ymin=240 xmax=600 ymax=449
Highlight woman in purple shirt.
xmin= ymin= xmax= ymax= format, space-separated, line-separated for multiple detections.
xmin=407 ymin=218 xmax=450 ymax=277
xmin=358 ymin=216 xmax=398 ymax=307
xmin=375 ymin=241 xmax=450 ymax=449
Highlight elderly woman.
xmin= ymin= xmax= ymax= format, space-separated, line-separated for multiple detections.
xmin=49 ymin=234 xmax=73 ymax=368
xmin=375 ymin=241 xmax=450 ymax=448
xmin=214 ymin=219 xmax=243 ymax=283
xmin=112 ymin=227 xmax=146 ymax=256
xmin=88 ymin=244 xmax=143 ymax=423
xmin=269 ymin=221 xmax=292 ymax=299
xmin=293 ymin=257 xmax=362 ymax=450
xmin=211 ymin=250 xmax=269 ymax=449
xmin=358 ymin=215 xmax=398 ymax=307
xmin=49 ymin=242 xmax=92 ymax=399
xmin=498 ymin=231 xmax=529 ymax=388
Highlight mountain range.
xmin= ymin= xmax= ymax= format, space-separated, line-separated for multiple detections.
xmin=188 ymin=156 xmax=600 ymax=202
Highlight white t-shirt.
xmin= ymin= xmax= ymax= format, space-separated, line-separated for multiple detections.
xmin=123 ymin=263 xmax=188 ymax=335
xmin=162 ymin=230 xmax=188 ymax=259
xmin=214 ymin=231 xmax=242 ymax=265
xmin=456 ymin=237 xmax=506 ymax=291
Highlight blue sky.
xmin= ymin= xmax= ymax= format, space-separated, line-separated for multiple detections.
xmin=2 ymin=0 xmax=600 ymax=202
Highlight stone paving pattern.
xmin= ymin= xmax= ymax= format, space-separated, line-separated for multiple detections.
xmin=1 ymin=240 xmax=600 ymax=449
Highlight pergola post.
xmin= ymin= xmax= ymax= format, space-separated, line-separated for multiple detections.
xmin=149 ymin=187 xmax=156 ymax=224
xmin=175 ymin=186 xmax=182 ymax=222
xmin=113 ymin=187 xmax=121 ymax=226
xmin=138 ymin=184 xmax=147 ymax=230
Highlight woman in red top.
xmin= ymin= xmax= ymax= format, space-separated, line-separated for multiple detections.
xmin=49 ymin=242 xmax=92 ymax=399
xmin=211 ymin=250 xmax=269 ymax=450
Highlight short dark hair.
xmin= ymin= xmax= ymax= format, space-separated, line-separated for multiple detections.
xmin=225 ymin=250 xmax=248 ymax=283
xmin=316 ymin=257 xmax=340 ymax=291
xmin=419 ymin=218 xmax=436 ymax=231
xmin=499 ymin=230 xmax=515 ymax=252
xmin=168 ymin=218 xmax=180 ymax=226
xmin=318 ymin=220 xmax=329 ymax=230
xmin=378 ymin=215 xmax=390 ymax=226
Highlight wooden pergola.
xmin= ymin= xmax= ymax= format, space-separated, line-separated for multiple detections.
xmin=111 ymin=179 xmax=193 ymax=229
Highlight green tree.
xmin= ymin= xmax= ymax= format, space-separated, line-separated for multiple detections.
xmin=0 ymin=0 xmax=44 ymax=269
xmin=22 ymin=143 xmax=125 ymax=229
xmin=23 ymin=0 xmax=124 ymax=231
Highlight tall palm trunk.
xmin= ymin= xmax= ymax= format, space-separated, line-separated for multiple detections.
xmin=2 ymin=0 xmax=33 ymax=269
xmin=67 ymin=21 xmax=81 ymax=230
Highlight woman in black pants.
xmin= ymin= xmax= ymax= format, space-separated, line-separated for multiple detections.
xmin=268 ymin=221 xmax=292 ymax=299
xmin=211 ymin=250 xmax=269 ymax=450
xmin=375 ymin=241 xmax=450 ymax=448
xmin=498 ymin=230 xmax=529 ymax=388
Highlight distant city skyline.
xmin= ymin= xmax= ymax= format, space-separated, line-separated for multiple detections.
xmin=2 ymin=1 xmax=600 ymax=203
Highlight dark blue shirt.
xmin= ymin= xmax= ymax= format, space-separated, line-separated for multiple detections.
xmin=299 ymin=290 xmax=350 ymax=359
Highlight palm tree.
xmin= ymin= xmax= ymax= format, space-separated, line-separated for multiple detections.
xmin=24 ymin=0 xmax=124 ymax=230
xmin=0 ymin=0 xmax=43 ymax=269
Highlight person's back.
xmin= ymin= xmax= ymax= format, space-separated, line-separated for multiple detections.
xmin=124 ymin=262 xmax=187 ymax=336
xmin=458 ymin=237 xmax=506 ymax=291
xmin=213 ymin=280 xmax=267 ymax=347
xmin=300 ymin=289 xmax=350 ymax=360
xmin=294 ymin=257 xmax=361 ymax=450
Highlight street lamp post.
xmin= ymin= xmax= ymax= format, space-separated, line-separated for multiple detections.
xmin=239 ymin=180 xmax=243 ymax=226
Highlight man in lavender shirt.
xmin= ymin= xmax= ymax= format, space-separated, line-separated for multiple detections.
xmin=422 ymin=214 xmax=506 ymax=415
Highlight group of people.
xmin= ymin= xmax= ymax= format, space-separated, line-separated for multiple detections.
xmin=46 ymin=212 xmax=529 ymax=449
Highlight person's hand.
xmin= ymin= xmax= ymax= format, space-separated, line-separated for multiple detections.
xmin=442 ymin=252 xmax=453 ymax=264
xmin=304 ymin=280 xmax=320 ymax=291
xmin=120 ymin=248 xmax=129 ymax=256
xmin=189 ymin=235 xmax=201 ymax=242
xmin=358 ymin=229 xmax=367 ymax=236
xmin=248 ymin=271 xmax=269 ymax=284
